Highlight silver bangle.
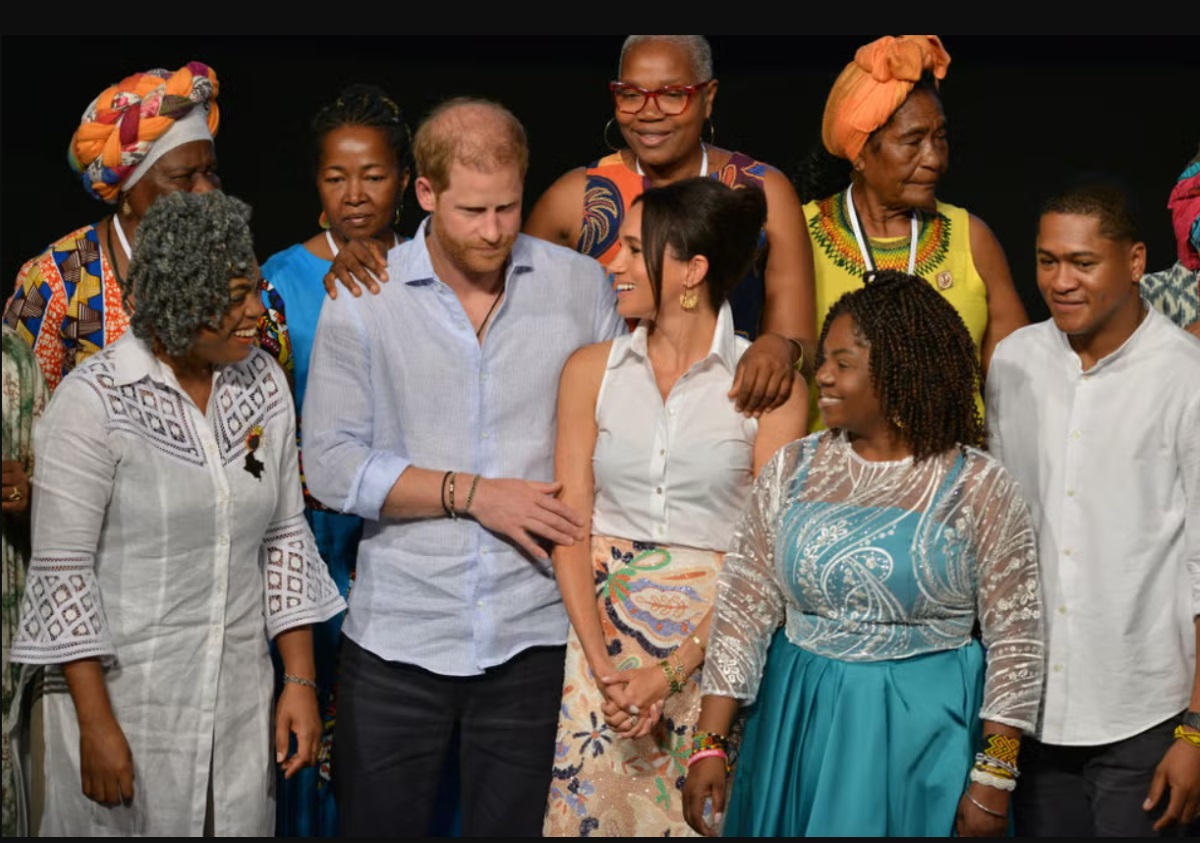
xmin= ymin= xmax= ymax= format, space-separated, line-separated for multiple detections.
xmin=283 ymin=673 xmax=318 ymax=690
xmin=965 ymin=790 xmax=1006 ymax=819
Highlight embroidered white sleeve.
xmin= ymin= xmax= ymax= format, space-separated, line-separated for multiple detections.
xmin=11 ymin=552 xmax=114 ymax=664
xmin=261 ymin=514 xmax=346 ymax=639
xmin=967 ymin=458 xmax=1045 ymax=733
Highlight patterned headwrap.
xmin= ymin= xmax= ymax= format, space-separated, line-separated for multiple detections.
xmin=821 ymin=35 xmax=950 ymax=163
xmin=1168 ymin=148 xmax=1200 ymax=271
xmin=68 ymin=61 xmax=220 ymax=204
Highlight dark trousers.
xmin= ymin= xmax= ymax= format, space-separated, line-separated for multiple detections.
xmin=334 ymin=636 xmax=565 ymax=837
xmin=1014 ymin=714 xmax=1199 ymax=837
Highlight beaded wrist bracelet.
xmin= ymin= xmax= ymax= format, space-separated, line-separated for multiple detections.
xmin=283 ymin=673 xmax=318 ymax=691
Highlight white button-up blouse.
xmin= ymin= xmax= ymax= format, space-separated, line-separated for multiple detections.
xmin=590 ymin=302 xmax=758 ymax=551
xmin=10 ymin=335 xmax=345 ymax=836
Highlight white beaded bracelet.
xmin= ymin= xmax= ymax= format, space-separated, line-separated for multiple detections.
xmin=970 ymin=767 xmax=1016 ymax=792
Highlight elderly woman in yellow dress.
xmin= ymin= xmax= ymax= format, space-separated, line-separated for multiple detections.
xmin=9 ymin=190 xmax=345 ymax=836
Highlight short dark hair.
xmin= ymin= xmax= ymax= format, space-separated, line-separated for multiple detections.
xmin=816 ymin=269 xmax=983 ymax=460
xmin=1040 ymin=175 xmax=1141 ymax=243
xmin=635 ymin=177 xmax=766 ymax=313
xmin=311 ymin=83 xmax=413 ymax=177
xmin=124 ymin=190 xmax=256 ymax=357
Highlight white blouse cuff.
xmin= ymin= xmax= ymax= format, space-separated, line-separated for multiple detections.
xmin=261 ymin=514 xmax=347 ymax=639
xmin=10 ymin=553 xmax=115 ymax=665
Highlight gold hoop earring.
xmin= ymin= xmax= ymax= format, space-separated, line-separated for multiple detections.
xmin=705 ymin=118 xmax=715 ymax=147
xmin=603 ymin=117 xmax=623 ymax=152
xmin=680 ymin=286 xmax=699 ymax=311
xmin=319 ymin=210 xmax=331 ymax=231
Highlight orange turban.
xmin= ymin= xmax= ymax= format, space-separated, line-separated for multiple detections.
xmin=821 ymin=35 xmax=950 ymax=162
xmin=68 ymin=62 xmax=220 ymax=204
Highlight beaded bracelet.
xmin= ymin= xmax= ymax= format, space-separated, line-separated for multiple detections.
xmin=283 ymin=673 xmax=318 ymax=691
xmin=692 ymin=731 xmax=728 ymax=755
xmin=1175 ymin=726 xmax=1200 ymax=749
xmin=447 ymin=472 xmax=458 ymax=520
xmin=464 ymin=473 xmax=482 ymax=514
xmin=970 ymin=767 xmax=1017 ymax=792
xmin=658 ymin=653 xmax=687 ymax=696
xmin=974 ymin=752 xmax=1019 ymax=779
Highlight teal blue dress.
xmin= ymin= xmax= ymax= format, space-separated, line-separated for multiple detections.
xmin=703 ymin=433 xmax=1044 ymax=837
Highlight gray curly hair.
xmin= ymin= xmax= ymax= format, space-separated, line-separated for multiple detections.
xmin=122 ymin=190 xmax=256 ymax=357
xmin=619 ymin=36 xmax=713 ymax=81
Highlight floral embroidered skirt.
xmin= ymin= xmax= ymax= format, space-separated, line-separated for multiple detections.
xmin=544 ymin=535 xmax=724 ymax=837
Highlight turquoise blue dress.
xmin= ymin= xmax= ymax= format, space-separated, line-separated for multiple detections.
xmin=703 ymin=433 xmax=1044 ymax=837
xmin=259 ymin=244 xmax=362 ymax=837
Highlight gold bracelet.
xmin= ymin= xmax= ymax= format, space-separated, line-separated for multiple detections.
xmin=689 ymin=633 xmax=706 ymax=652
xmin=464 ymin=474 xmax=481 ymax=513
xmin=447 ymin=472 xmax=458 ymax=520
xmin=1174 ymin=725 xmax=1200 ymax=749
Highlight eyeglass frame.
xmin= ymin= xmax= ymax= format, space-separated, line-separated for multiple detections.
xmin=608 ymin=80 xmax=713 ymax=115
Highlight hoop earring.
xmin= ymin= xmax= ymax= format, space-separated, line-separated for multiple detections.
xmin=705 ymin=118 xmax=715 ymax=147
xmin=121 ymin=198 xmax=133 ymax=217
xmin=680 ymin=286 xmax=699 ymax=311
xmin=603 ymin=117 xmax=623 ymax=153
xmin=319 ymin=210 xmax=331 ymax=231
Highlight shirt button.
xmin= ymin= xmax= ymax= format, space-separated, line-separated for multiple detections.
xmin=1070 ymin=429 xmax=1082 ymax=440
xmin=481 ymin=431 xmax=489 ymax=439
xmin=481 ymin=548 xmax=489 ymax=555
xmin=1057 ymin=605 xmax=1067 ymax=614
xmin=668 ymin=408 xmax=676 ymax=416
xmin=656 ymin=486 xmax=663 ymax=494
xmin=659 ymin=449 xmax=666 ymax=456
xmin=476 ymin=600 xmax=484 ymax=608
xmin=1052 ymin=664 xmax=1063 ymax=673
xmin=1066 ymin=488 xmax=1075 ymax=497
xmin=219 ymin=535 xmax=229 ymax=547
xmin=1062 ymin=548 xmax=1071 ymax=556
xmin=480 ymin=373 xmax=488 ymax=381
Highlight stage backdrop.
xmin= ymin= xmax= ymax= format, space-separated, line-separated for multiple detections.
xmin=3 ymin=35 xmax=1197 ymax=322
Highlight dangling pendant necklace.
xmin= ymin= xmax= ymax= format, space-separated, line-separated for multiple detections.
xmin=846 ymin=184 xmax=918 ymax=276
xmin=636 ymin=143 xmax=708 ymax=179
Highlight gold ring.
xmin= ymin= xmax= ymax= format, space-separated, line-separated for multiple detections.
xmin=628 ymin=714 xmax=639 ymax=728
xmin=7 ymin=487 xmax=21 ymax=502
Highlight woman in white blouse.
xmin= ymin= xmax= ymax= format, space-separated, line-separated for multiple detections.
xmin=10 ymin=190 xmax=345 ymax=836
xmin=544 ymin=178 xmax=807 ymax=836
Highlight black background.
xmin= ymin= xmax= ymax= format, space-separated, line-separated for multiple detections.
xmin=3 ymin=35 xmax=1197 ymax=322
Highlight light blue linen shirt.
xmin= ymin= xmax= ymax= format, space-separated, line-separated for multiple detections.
xmin=303 ymin=219 xmax=625 ymax=676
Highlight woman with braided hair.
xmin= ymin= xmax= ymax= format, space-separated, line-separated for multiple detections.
xmin=2 ymin=62 xmax=221 ymax=393
xmin=255 ymin=82 xmax=412 ymax=837
xmin=682 ymin=270 xmax=1045 ymax=837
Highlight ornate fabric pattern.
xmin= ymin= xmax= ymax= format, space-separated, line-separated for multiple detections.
xmin=261 ymin=513 xmax=346 ymax=639
xmin=212 ymin=352 xmax=289 ymax=465
xmin=579 ymin=175 xmax=624 ymax=259
xmin=808 ymin=190 xmax=951 ymax=278
xmin=3 ymin=223 xmax=128 ymax=393
xmin=14 ymin=554 xmax=111 ymax=664
xmin=1140 ymin=261 xmax=1199 ymax=329
xmin=545 ymin=536 xmax=724 ymax=837
xmin=704 ymin=432 xmax=1044 ymax=732
xmin=256 ymin=278 xmax=294 ymax=382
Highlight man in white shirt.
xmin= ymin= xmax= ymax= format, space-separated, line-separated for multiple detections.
xmin=302 ymin=98 xmax=625 ymax=836
xmin=986 ymin=179 xmax=1200 ymax=835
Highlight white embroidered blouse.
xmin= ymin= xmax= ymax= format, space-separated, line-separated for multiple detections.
xmin=10 ymin=334 xmax=345 ymax=836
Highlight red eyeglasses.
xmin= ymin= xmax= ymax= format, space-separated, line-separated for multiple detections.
xmin=609 ymin=80 xmax=712 ymax=116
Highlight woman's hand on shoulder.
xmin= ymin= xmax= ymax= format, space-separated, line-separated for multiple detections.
xmin=323 ymin=239 xmax=390 ymax=300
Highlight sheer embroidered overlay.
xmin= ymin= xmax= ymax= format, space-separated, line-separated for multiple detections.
xmin=262 ymin=514 xmax=346 ymax=639
xmin=703 ymin=432 xmax=1044 ymax=731
xmin=12 ymin=553 xmax=112 ymax=664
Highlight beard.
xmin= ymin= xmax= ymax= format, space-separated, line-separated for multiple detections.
xmin=430 ymin=212 xmax=516 ymax=278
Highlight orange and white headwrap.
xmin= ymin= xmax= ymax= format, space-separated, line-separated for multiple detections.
xmin=821 ymin=35 xmax=950 ymax=163
xmin=68 ymin=61 xmax=220 ymax=204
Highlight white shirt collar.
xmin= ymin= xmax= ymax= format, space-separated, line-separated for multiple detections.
xmin=616 ymin=300 xmax=741 ymax=374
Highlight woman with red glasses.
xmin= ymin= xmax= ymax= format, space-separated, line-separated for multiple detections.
xmin=525 ymin=35 xmax=816 ymax=420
